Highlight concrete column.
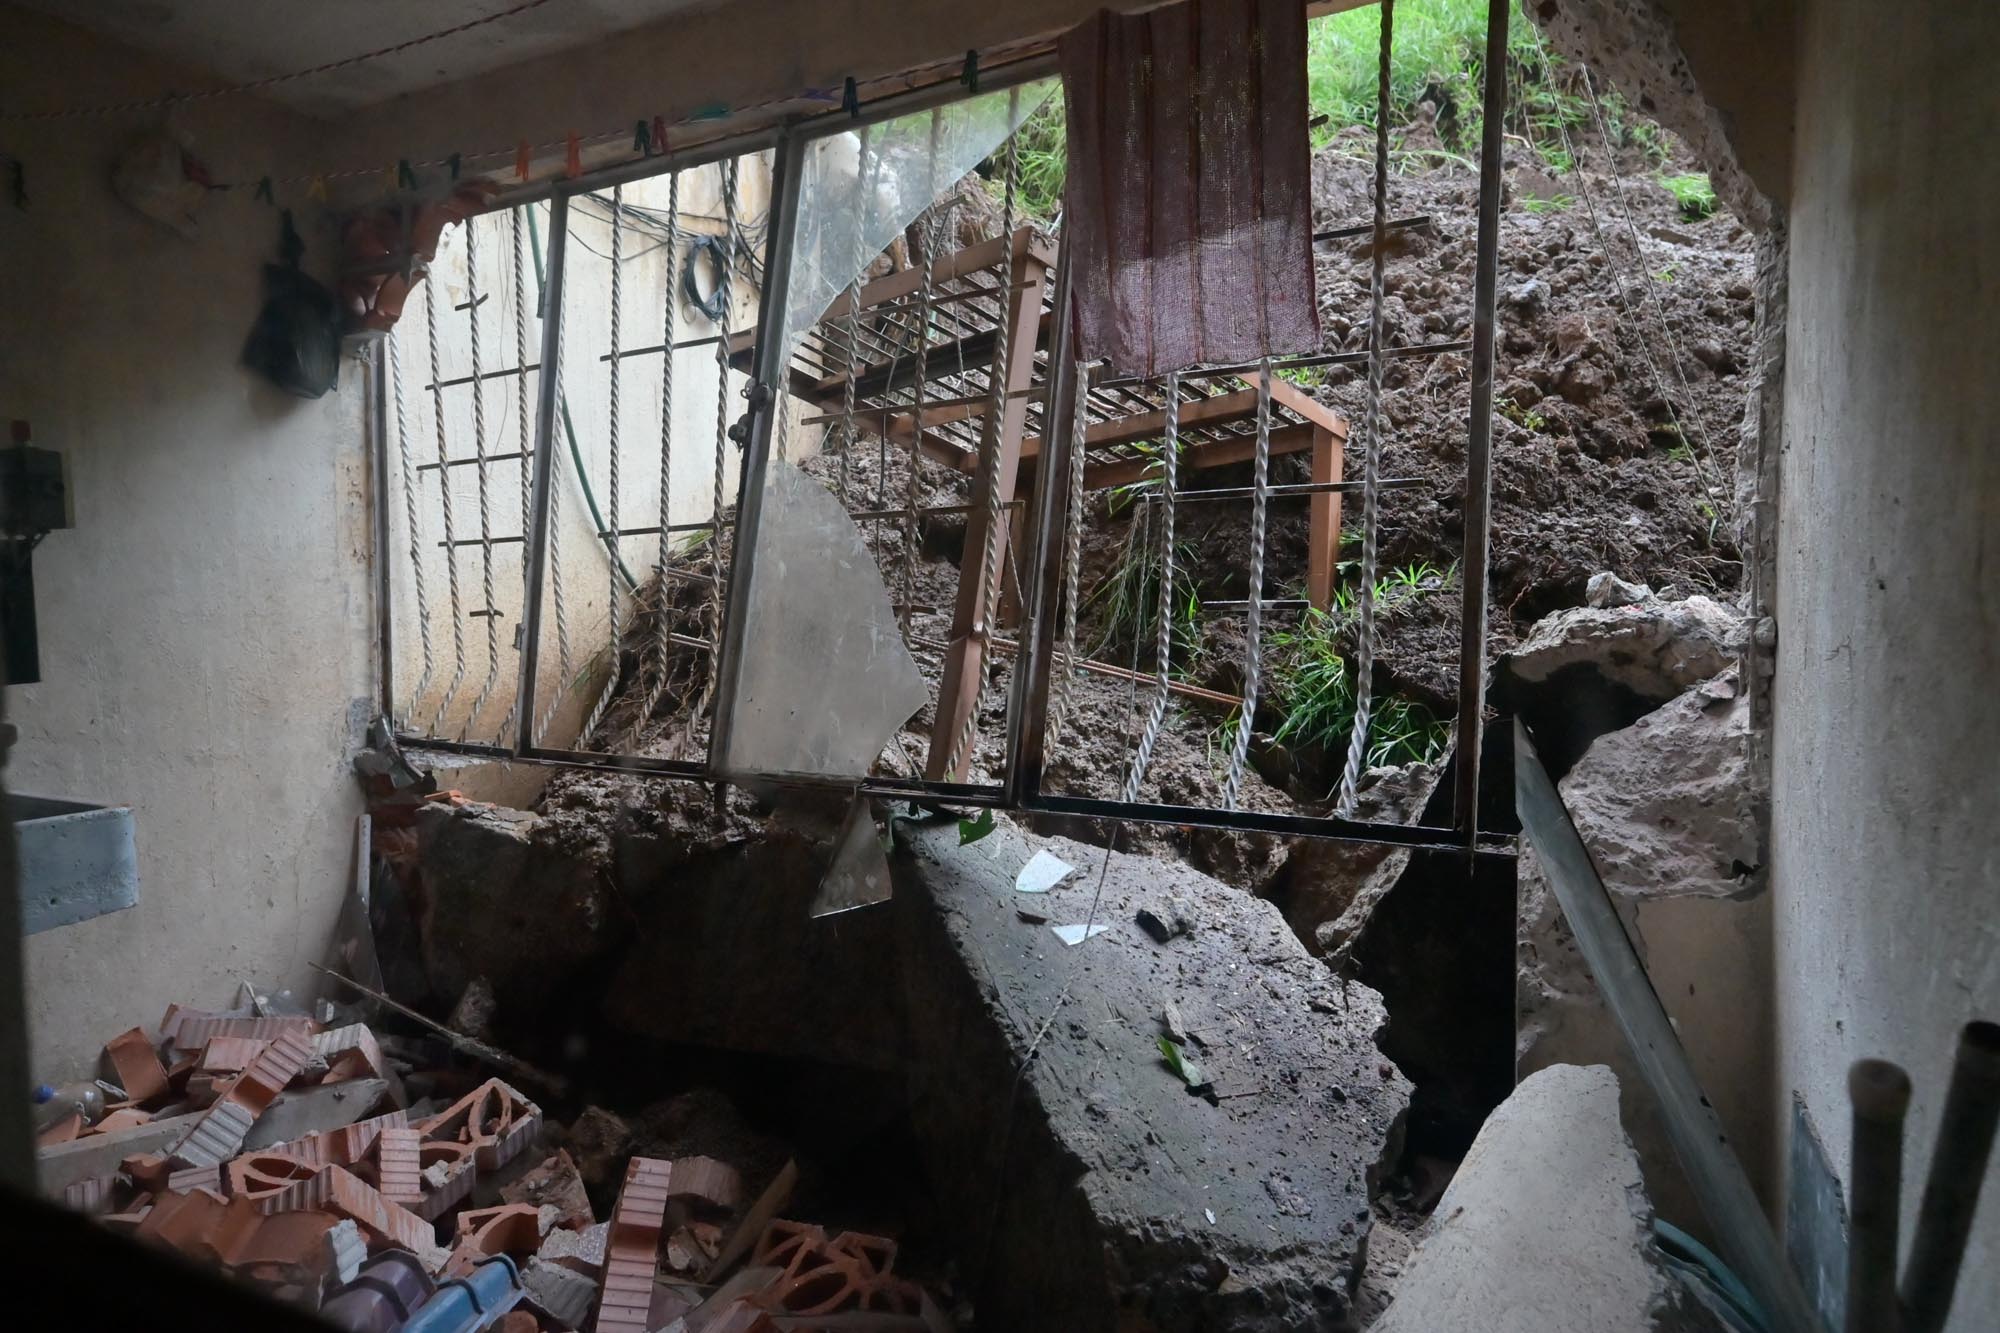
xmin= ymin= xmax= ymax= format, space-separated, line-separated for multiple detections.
xmin=1773 ymin=3 xmax=2000 ymax=1329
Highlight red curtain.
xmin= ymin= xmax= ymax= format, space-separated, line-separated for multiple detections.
xmin=1060 ymin=0 xmax=1321 ymax=377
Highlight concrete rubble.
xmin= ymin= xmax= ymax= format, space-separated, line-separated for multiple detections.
xmin=896 ymin=818 xmax=1412 ymax=1331
xmin=1371 ymin=1063 xmax=1727 ymax=1333
xmin=1517 ymin=667 xmax=1773 ymax=1234
xmin=36 ymin=1001 xmax=963 ymax=1331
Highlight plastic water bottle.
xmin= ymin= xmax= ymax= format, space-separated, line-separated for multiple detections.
xmin=32 ymin=1081 xmax=104 ymax=1132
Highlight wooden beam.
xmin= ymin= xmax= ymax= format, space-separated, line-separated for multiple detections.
xmin=1264 ymin=374 xmax=1349 ymax=437
xmin=1307 ymin=424 xmax=1346 ymax=611
xmin=1083 ymin=422 xmax=1318 ymax=490
xmin=927 ymin=234 xmax=1050 ymax=781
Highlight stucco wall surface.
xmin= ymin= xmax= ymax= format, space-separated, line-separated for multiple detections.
xmin=1774 ymin=2 xmax=2000 ymax=1327
xmin=0 ymin=10 xmax=374 ymax=1079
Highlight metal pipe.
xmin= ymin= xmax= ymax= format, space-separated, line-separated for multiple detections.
xmin=510 ymin=195 xmax=569 ymax=754
xmin=1900 ymin=1020 xmax=2000 ymax=1333
xmin=1170 ymin=477 xmax=1426 ymax=504
xmin=1031 ymin=792 xmax=1516 ymax=855
xmin=1092 ymin=338 xmax=1470 ymax=389
xmin=371 ymin=342 xmax=395 ymax=719
xmin=706 ymin=132 xmax=807 ymax=774
xmin=1514 ymin=721 xmax=1823 ymax=1333
xmin=1454 ymin=0 xmax=1508 ymax=842
xmin=1848 ymin=1058 xmax=1911 ymax=1333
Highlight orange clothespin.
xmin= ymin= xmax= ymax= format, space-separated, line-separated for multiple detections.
xmin=515 ymin=138 xmax=531 ymax=182
xmin=307 ymin=174 xmax=328 ymax=203
xmin=651 ymin=115 xmax=668 ymax=156
xmin=564 ymin=131 xmax=581 ymax=179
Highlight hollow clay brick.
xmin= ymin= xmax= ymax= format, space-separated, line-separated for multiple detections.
xmin=102 ymin=1027 xmax=170 ymax=1104
xmin=594 ymin=1157 xmax=673 ymax=1333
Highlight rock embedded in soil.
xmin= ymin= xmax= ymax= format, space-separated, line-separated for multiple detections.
xmin=1517 ymin=670 xmax=1771 ymax=1232
xmin=895 ymin=818 xmax=1411 ymax=1332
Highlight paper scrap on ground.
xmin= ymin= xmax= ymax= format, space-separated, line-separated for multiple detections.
xmin=1016 ymin=849 xmax=1076 ymax=894
xmin=1052 ymin=923 xmax=1111 ymax=946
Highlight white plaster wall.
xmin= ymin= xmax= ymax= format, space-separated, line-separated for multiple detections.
xmin=1774 ymin=2 xmax=2000 ymax=1326
xmin=0 ymin=11 xmax=373 ymax=1079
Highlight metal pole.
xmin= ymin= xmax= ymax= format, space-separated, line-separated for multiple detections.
xmin=707 ymin=131 xmax=807 ymax=774
xmin=1513 ymin=721 xmax=1822 ymax=1333
xmin=371 ymin=341 xmax=395 ymax=719
xmin=1455 ymin=0 xmax=1509 ymax=841
xmin=512 ymin=194 xmax=569 ymax=754
xmin=1847 ymin=1059 xmax=1911 ymax=1333
xmin=1900 ymin=1020 xmax=2000 ymax=1333
xmin=1004 ymin=245 xmax=1074 ymax=806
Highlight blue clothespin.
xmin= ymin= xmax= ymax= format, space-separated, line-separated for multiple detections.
xmin=961 ymin=49 xmax=980 ymax=93
xmin=842 ymin=77 xmax=860 ymax=118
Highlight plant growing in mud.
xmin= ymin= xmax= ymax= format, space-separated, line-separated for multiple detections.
xmin=1081 ymin=516 xmax=1204 ymax=674
xmin=1658 ymin=172 xmax=1718 ymax=219
xmin=1265 ymin=607 xmax=1451 ymax=770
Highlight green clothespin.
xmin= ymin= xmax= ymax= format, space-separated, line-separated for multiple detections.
xmin=253 ymin=175 xmax=274 ymax=205
xmin=961 ymin=49 xmax=979 ymax=93
xmin=447 ymin=152 xmax=462 ymax=181
xmin=842 ymin=76 xmax=859 ymax=118
xmin=633 ymin=120 xmax=650 ymax=154
xmin=397 ymin=158 xmax=418 ymax=190
xmin=7 ymin=159 xmax=25 ymax=211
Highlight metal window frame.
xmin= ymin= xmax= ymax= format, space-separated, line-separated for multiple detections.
xmin=374 ymin=12 xmax=1514 ymax=858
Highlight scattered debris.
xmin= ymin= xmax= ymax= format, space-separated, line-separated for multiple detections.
xmin=312 ymin=962 xmax=570 ymax=1098
xmin=1051 ymin=922 xmax=1111 ymax=946
xmin=1013 ymin=848 xmax=1074 ymax=894
xmin=41 ymin=1006 xmax=963 ymax=1328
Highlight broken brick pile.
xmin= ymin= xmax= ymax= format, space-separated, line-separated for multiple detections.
xmin=42 ymin=1007 xmax=954 ymax=1331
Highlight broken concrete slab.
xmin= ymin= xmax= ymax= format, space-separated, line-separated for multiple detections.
xmin=895 ymin=817 xmax=1411 ymax=1331
xmin=1373 ymin=1064 xmax=1724 ymax=1332
xmin=412 ymin=801 xmax=623 ymax=1015
xmin=1518 ymin=676 xmax=1772 ymax=1237
xmin=1268 ymin=759 xmax=1441 ymax=958
xmin=1501 ymin=591 xmax=1747 ymax=703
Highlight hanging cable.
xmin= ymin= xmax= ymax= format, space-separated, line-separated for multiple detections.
xmin=581 ymin=185 xmax=626 ymax=742
xmin=1121 ymin=372 xmax=1179 ymax=802
xmin=1221 ymin=360 xmax=1274 ymax=812
xmin=425 ymin=280 xmax=468 ymax=736
xmin=945 ymin=90 xmax=1022 ymax=781
xmin=1047 ymin=367 xmax=1092 ymax=741
xmin=1337 ymin=0 xmax=1395 ymax=814
xmin=836 ymin=123 xmax=874 ymax=507
xmin=627 ymin=170 xmax=683 ymax=749
xmin=899 ymin=110 xmax=946 ymax=637
xmin=696 ymin=156 xmax=739 ymax=730
xmin=463 ymin=217 xmax=504 ymax=739
xmin=392 ymin=330 xmax=434 ymax=726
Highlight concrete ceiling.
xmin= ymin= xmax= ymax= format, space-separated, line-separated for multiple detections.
xmin=15 ymin=0 xmax=728 ymax=116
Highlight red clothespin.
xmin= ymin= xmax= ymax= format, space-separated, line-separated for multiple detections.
xmin=651 ymin=115 xmax=669 ymax=156
xmin=515 ymin=139 xmax=531 ymax=182
xmin=565 ymin=131 xmax=581 ymax=179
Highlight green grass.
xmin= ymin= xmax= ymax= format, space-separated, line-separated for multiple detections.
xmin=1081 ymin=519 xmax=1204 ymax=673
xmin=999 ymin=0 xmax=1678 ymax=219
xmin=1657 ymin=171 xmax=1717 ymax=219
xmin=1266 ymin=605 xmax=1450 ymax=769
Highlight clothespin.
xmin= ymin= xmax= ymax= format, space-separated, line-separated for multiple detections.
xmin=651 ymin=115 xmax=669 ymax=155
xmin=564 ymin=131 xmax=581 ymax=178
xmin=961 ymin=49 xmax=980 ymax=93
xmin=253 ymin=175 xmax=274 ymax=205
xmin=397 ymin=158 xmax=418 ymax=190
xmin=307 ymin=174 xmax=328 ymax=203
xmin=447 ymin=152 xmax=462 ymax=181
xmin=516 ymin=139 xmax=532 ymax=182
xmin=633 ymin=120 xmax=650 ymax=155
xmin=842 ymin=76 xmax=859 ymax=118
xmin=7 ymin=159 xmax=25 ymax=211
xmin=382 ymin=165 xmax=398 ymax=193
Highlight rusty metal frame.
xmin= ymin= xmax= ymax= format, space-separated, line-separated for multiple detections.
xmin=375 ymin=14 xmax=1514 ymax=856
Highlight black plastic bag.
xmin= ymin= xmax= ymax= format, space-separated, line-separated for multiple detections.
xmin=243 ymin=210 xmax=341 ymax=399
